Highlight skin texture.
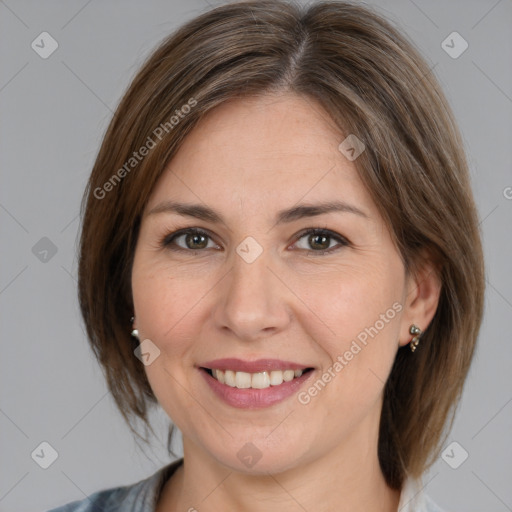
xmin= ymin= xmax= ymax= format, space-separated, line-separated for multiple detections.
xmin=131 ymin=93 xmax=441 ymax=511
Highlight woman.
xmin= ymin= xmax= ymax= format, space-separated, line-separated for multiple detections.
xmin=49 ymin=1 xmax=485 ymax=510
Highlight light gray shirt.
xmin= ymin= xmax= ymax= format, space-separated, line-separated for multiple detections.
xmin=46 ymin=458 xmax=448 ymax=511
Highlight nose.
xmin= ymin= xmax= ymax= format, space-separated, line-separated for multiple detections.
xmin=213 ymin=246 xmax=292 ymax=341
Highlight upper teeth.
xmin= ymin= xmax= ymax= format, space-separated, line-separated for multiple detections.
xmin=211 ymin=369 xmax=304 ymax=389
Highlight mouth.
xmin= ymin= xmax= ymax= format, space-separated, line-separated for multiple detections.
xmin=201 ymin=367 xmax=314 ymax=389
xmin=198 ymin=358 xmax=316 ymax=409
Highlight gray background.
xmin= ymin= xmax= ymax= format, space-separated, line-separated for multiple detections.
xmin=1 ymin=0 xmax=511 ymax=511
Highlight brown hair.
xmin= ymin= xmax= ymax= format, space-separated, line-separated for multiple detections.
xmin=78 ymin=0 xmax=485 ymax=489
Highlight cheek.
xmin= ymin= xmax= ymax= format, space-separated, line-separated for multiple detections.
xmin=132 ymin=241 xmax=191 ymax=322
xmin=305 ymin=259 xmax=404 ymax=385
xmin=131 ymin=262 xmax=205 ymax=426
xmin=132 ymin=269 xmax=199 ymax=352
xmin=312 ymin=260 xmax=402 ymax=335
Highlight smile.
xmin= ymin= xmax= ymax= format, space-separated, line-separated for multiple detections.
xmin=204 ymin=368 xmax=312 ymax=389
xmin=198 ymin=358 xmax=315 ymax=408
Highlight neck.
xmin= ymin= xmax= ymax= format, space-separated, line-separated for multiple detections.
xmin=157 ymin=422 xmax=401 ymax=512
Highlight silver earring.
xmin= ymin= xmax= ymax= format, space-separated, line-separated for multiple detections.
xmin=409 ymin=324 xmax=422 ymax=352
xmin=131 ymin=316 xmax=139 ymax=340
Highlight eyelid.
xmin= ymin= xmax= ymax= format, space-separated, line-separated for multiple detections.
xmin=291 ymin=227 xmax=350 ymax=253
xmin=162 ymin=227 xmax=220 ymax=250
xmin=161 ymin=226 xmax=350 ymax=253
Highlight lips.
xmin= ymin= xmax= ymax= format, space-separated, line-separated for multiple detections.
xmin=200 ymin=358 xmax=310 ymax=373
xmin=198 ymin=358 xmax=315 ymax=408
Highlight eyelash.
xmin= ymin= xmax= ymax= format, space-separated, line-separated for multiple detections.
xmin=160 ymin=227 xmax=350 ymax=255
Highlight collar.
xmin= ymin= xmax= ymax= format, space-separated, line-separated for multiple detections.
xmin=398 ymin=474 xmax=429 ymax=511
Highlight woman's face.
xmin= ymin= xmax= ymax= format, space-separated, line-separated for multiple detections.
xmin=131 ymin=93 xmax=416 ymax=474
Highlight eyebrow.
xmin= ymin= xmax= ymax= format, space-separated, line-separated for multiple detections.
xmin=147 ymin=200 xmax=369 ymax=224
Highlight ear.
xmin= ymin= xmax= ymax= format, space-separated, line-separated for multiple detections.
xmin=398 ymin=257 xmax=442 ymax=348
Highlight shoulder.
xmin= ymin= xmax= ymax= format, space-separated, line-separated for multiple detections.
xmin=45 ymin=484 xmax=133 ymax=512
xmin=45 ymin=475 xmax=158 ymax=512
xmin=45 ymin=459 xmax=184 ymax=512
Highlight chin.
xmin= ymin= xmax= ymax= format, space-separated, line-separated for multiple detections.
xmin=219 ymin=452 xmax=304 ymax=476
xmin=203 ymin=434 xmax=308 ymax=476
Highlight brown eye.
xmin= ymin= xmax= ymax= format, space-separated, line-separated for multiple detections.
xmin=161 ymin=227 xmax=348 ymax=255
xmin=183 ymin=232 xmax=209 ymax=249
xmin=308 ymin=233 xmax=330 ymax=251
xmin=293 ymin=228 xmax=349 ymax=254
xmin=162 ymin=228 xmax=217 ymax=251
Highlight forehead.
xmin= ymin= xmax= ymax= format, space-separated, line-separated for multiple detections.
xmin=146 ymin=93 xmax=377 ymax=220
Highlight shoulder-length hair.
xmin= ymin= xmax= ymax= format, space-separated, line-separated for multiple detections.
xmin=78 ymin=0 xmax=485 ymax=489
